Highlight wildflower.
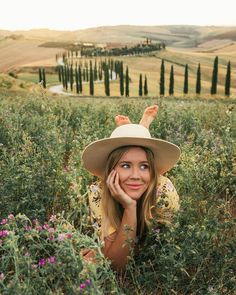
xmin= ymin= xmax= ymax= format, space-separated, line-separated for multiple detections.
xmin=85 ymin=279 xmax=91 ymax=285
xmin=0 ymin=273 xmax=4 ymax=280
xmin=43 ymin=223 xmax=49 ymax=230
xmin=66 ymin=233 xmax=73 ymax=239
xmin=24 ymin=251 xmax=30 ymax=257
xmin=24 ymin=226 xmax=32 ymax=231
xmin=58 ymin=233 xmax=66 ymax=241
xmin=47 ymin=256 xmax=56 ymax=264
xmin=48 ymin=235 xmax=54 ymax=241
xmin=80 ymin=283 xmax=86 ymax=290
xmin=49 ymin=215 xmax=57 ymax=222
xmin=39 ymin=258 xmax=46 ymax=266
xmin=8 ymin=214 xmax=14 ymax=220
xmin=48 ymin=227 xmax=55 ymax=233
xmin=0 ymin=230 xmax=9 ymax=238
xmin=36 ymin=225 xmax=43 ymax=231
xmin=1 ymin=219 xmax=7 ymax=225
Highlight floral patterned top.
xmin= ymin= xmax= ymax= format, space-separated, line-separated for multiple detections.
xmin=88 ymin=175 xmax=180 ymax=242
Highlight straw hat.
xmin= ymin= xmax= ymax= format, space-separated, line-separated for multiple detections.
xmin=82 ymin=124 xmax=180 ymax=177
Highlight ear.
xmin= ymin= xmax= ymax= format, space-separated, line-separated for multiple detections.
xmin=115 ymin=115 xmax=131 ymax=127
xmin=139 ymin=105 xmax=159 ymax=129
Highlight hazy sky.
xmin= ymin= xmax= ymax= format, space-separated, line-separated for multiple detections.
xmin=1 ymin=0 xmax=236 ymax=31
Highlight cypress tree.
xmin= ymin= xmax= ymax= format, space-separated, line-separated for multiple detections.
xmin=94 ymin=60 xmax=98 ymax=81
xmin=70 ymin=65 xmax=74 ymax=91
xmin=42 ymin=68 xmax=46 ymax=88
xmin=211 ymin=56 xmax=218 ymax=95
xmin=58 ymin=66 xmax=62 ymax=83
xmin=144 ymin=75 xmax=148 ymax=96
xmin=159 ymin=59 xmax=165 ymax=96
xmin=183 ymin=64 xmax=188 ymax=94
xmin=38 ymin=68 xmax=42 ymax=83
xmin=139 ymin=74 xmax=143 ymax=96
xmin=225 ymin=61 xmax=231 ymax=97
xmin=65 ymin=66 xmax=68 ymax=90
xmin=125 ymin=66 xmax=129 ymax=97
xmin=120 ymin=61 xmax=124 ymax=96
xmin=104 ymin=65 xmax=110 ymax=96
xmin=196 ymin=63 xmax=201 ymax=95
xmin=79 ymin=65 xmax=82 ymax=93
xmin=75 ymin=68 xmax=79 ymax=94
xmin=89 ymin=61 xmax=94 ymax=96
xmin=61 ymin=66 xmax=65 ymax=88
xmin=86 ymin=66 xmax=89 ymax=82
xmin=169 ymin=65 xmax=174 ymax=96
xmin=83 ymin=68 xmax=86 ymax=81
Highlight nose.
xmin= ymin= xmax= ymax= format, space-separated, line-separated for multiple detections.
xmin=130 ymin=167 xmax=141 ymax=179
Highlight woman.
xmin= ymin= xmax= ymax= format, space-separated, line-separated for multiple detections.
xmin=81 ymin=106 xmax=180 ymax=272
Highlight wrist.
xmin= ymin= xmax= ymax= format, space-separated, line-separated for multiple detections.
xmin=123 ymin=202 xmax=137 ymax=210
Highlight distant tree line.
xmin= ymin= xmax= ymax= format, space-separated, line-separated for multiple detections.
xmin=42 ymin=55 xmax=231 ymax=97
xmin=159 ymin=56 xmax=232 ymax=97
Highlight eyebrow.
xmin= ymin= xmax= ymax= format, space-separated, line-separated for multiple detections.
xmin=119 ymin=161 xmax=149 ymax=164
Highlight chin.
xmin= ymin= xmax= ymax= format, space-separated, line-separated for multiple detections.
xmin=127 ymin=191 xmax=144 ymax=200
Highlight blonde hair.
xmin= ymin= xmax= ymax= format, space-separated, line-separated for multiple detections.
xmin=101 ymin=146 xmax=158 ymax=241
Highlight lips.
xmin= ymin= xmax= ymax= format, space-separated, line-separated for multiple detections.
xmin=126 ymin=184 xmax=143 ymax=190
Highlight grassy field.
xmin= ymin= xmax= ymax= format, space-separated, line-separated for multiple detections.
xmin=0 ymin=89 xmax=235 ymax=294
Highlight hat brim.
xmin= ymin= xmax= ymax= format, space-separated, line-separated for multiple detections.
xmin=82 ymin=137 xmax=180 ymax=177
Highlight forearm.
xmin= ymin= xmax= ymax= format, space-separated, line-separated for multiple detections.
xmin=103 ymin=206 xmax=137 ymax=271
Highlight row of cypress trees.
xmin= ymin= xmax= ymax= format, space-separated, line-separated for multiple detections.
xmin=159 ymin=56 xmax=231 ymax=96
xmin=38 ymin=68 xmax=46 ymax=88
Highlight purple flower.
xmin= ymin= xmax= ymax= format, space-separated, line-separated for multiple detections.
xmin=85 ymin=279 xmax=91 ymax=285
xmin=80 ymin=283 xmax=86 ymax=289
xmin=1 ymin=219 xmax=7 ymax=225
xmin=0 ymin=230 xmax=9 ymax=238
xmin=39 ymin=258 xmax=46 ymax=266
xmin=47 ymin=256 xmax=56 ymax=264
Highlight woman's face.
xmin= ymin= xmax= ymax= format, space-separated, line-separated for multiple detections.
xmin=114 ymin=147 xmax=151 ymax=200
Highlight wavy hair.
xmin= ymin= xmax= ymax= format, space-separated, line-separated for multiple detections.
xmin=101 ymin=145 xmax=158 ymax=241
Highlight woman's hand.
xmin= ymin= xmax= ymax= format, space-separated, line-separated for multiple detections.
xmin=106 ymin=170 xmax=136 ymax=209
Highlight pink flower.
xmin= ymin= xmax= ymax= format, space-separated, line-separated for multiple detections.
xmin=47 ymin=256 xmax=56 ymax=264
xmin=24 ymin=226 xmax=32 ymax=231
xmin=8 ymin=214 xmax=14 ymax=220
xmin=39 ymin=258 xmax=46 ymax=266
xmin=85 ymin=279 xmax=91 ymax=285
xmin=48 ymin=235 xmax=54 ymax=241
xmin=24 ymin=251 xmax=30 ymax=257
xmin=80 ymin=283 xmax=86 ymax=289
xmin=1 ymin=219 xmax=7 ymax=225
xmin=43 ymin=224 xmax=49 ymax=230
xmin=48 ymin=227 xmax=55 ymax=233
xmin=0 ymin=273 xmax=4 ymax=280
xmin=66 ymin=233 xmax=73 ymax=239
xmin=0 ymin=230 xmax=9 ymax=238
xmin=58 ymin=233 xmax=66 ymax=241
xmin=36 ymin=226 xmax=43 ymax=231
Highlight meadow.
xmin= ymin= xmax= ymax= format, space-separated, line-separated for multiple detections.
xmin=0 ymin=88 xmax=235 ymax=294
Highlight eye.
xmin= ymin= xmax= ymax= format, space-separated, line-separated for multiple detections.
xmin=120 ymin=163 xmax=130 ymax=169
xmin=140 ymin=164 xmax=149 ymax=170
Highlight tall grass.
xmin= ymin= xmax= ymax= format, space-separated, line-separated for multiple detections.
xmin=0 ymin=93 xmax=235 ymax=294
